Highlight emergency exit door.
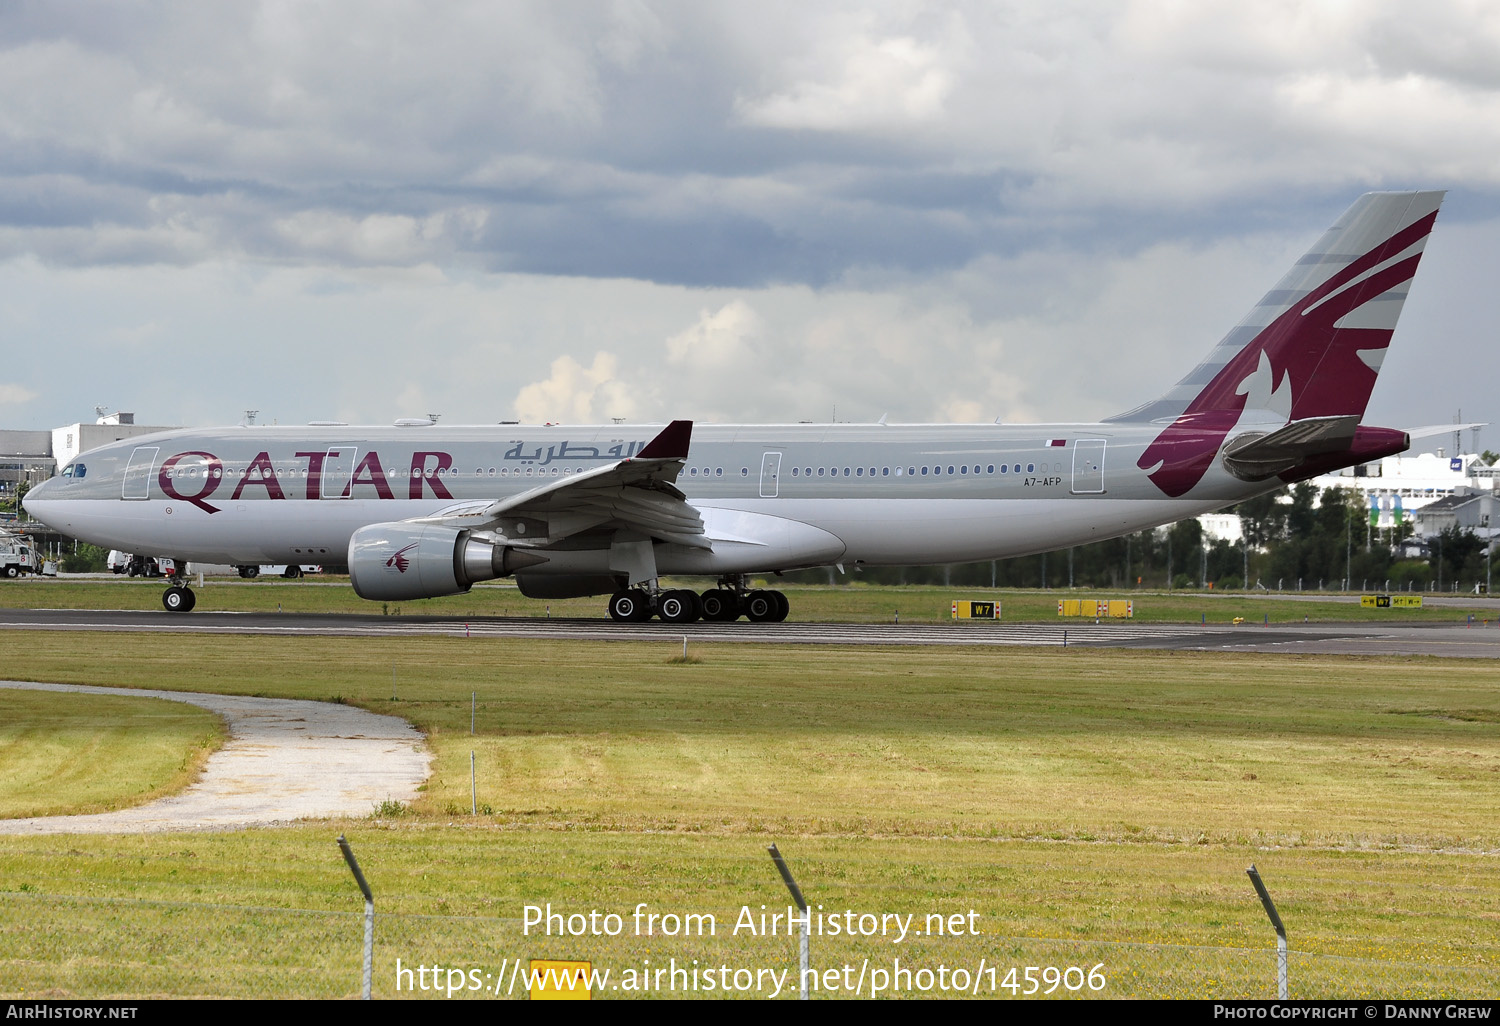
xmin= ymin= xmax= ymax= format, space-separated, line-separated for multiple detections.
xmin=759 ymin=452 xmax=782 ymax=497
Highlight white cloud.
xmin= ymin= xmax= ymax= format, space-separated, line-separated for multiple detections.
xmin=737 ymin=33 xmax=958 ymax=131
xmin=665 ymin=300 xmax=760 ymax=368
xmin=514 ymin=352 xmax=638 ymax=424
xmin=0 ymin=385 xmax=38 ymax=405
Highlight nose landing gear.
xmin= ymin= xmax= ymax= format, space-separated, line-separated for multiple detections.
xmin=162 ymin=585 xmax=196 ymax=612
xmin=160 ymin=558 xmax=196 ymax=612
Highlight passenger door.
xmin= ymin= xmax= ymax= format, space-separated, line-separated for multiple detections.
xmin=122 ymin=447 xmax=160 ymax=500
xmin=1071 ymin=439 xmax=1106 ymax=494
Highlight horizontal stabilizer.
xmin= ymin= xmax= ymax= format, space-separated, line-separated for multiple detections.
xmin=1404 ymin=422 xmax=1488 ymax=442
xmin=1222 ymin=416 xmax=1360 ymax=481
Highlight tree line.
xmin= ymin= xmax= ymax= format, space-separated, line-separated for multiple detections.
xmin=784 ymin=482 xmax=1493 ymax=593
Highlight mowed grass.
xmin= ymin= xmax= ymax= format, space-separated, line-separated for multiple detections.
xmin=0 ymin=632 xmax=1497 ymax=997
xmin=2 ymin=633 xmax=1497 ymax=850
xmin=1 ymin=577 xmax=1495 ymax=624
xmin=0 ymin=688 xmax=224 ymax=818
xmin=2 ymin=830 xmax=1494 ymax=975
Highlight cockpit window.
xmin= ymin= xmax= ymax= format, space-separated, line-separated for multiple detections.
xmin=62 ymin=463 xmax=86 ymax=479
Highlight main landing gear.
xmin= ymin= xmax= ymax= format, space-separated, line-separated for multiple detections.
xmin=607 ymin=577 xmax=789 ymax=624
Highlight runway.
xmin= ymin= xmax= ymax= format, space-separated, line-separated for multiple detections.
xmin=3 ymin=608 xmax=1500 ymax=656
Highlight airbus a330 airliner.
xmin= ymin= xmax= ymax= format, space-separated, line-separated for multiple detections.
xmin=25 ymin=191 xmax=1444 ymax=622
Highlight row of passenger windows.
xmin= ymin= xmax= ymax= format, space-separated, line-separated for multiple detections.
xmin=786 ymin=463 xmax=1048 ymax=478
xmin=160 ymin=466 xmax=467 ymax=479
xmin=155 ymin=462 xmax=1060 ymax=482
xmin=478 ymin=464 xmax=1061 ymax=479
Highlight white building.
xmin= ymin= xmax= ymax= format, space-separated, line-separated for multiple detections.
xmin=1194 ymin=448 xmax=1497 ymax=547
xmin=1197 ymin=512 xmax=1243 ymax=543
xmin=1307 ymin=448 xmax=1496 ymax=530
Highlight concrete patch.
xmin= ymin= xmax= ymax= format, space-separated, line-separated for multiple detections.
xmin=0 ymin=681 xmax=430 ymax=833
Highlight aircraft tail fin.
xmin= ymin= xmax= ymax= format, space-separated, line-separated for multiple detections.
xmin=1107 ymin=190 xmax=1444 ymax=427
xmin=1113 ymin=191 xmax=1443 ymax=497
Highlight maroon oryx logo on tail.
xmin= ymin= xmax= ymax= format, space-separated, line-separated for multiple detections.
xmin=1140 ymin=206 xmax=1438 ymax=497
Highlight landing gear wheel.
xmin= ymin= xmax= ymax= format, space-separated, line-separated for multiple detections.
xmin=768 ymin=590 xmax=789 ymax=622
xmin=608 ymin=589 xmax=652 ymax=622
xmin=699 ymin=588 xmax=740 ymax=621
xmin=658 ymin=589 xmax=702 ymax=624
xmin=163 ymin=586 xmax=196 ymax=613
xmin=744 ymin=590 xmax=778 ymax=623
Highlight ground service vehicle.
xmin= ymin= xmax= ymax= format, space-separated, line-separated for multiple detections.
xmin=0 ymin=537 xmax=41 ymax=577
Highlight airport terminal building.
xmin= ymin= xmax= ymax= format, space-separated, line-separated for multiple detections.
xmin=1309 ymin=448 xmax=1498 ymax=543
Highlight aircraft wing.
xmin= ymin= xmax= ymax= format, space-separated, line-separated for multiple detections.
xmin=408 ymin=420 xmax=709 ymax=549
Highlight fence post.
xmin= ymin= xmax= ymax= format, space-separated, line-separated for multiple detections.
xmin=338 ymin=835 xmax=374 ymax=1000
xmin=1246 ymin=865 xmax=1287 ymax=1000
xmin=767 ymin=844 xmax=810 ymax=1000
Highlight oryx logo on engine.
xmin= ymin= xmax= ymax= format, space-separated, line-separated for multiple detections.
xmin=385 ymin=543 xmax=418 ymax=573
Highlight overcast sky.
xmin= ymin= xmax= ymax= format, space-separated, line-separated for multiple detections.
xmin=2 ymin=1 xmax=1497 ymax=444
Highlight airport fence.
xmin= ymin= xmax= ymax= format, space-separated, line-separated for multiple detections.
xmin=2 ymin=889 xmax=1494 ymax=1000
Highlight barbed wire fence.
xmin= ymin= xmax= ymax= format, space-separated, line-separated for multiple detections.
xmin=1 ymin=846 xmax=1494 ymax=1000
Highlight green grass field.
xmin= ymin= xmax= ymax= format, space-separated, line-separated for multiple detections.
xmin=0 ymin=629 xmax=1497 ymax=997
xmin=2 ymin=576 xmax=1494 ymax=624
xmin=0 ymin=688 xmax=223 ymax=818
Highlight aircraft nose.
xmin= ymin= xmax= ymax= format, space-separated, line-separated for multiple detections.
xmin=22 ymin=477 xmax=59 ymax=519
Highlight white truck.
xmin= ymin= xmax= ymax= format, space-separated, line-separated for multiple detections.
xmin=235 ymin=564 xmax=321 ymax=579
xmin=1 ymin=537 xmax=42 ymax=577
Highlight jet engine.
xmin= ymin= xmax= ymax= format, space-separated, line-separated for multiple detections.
xmin=348 ymin=523 xmax=548 ymax=601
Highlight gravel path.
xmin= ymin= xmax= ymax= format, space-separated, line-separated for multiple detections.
xmin=0 ymin=681 xmax=430 ymax=834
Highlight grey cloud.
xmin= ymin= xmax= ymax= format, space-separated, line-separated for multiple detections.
xmin=0 ymin=1 xmax=1496 ymax=438
xmin=4 ymin=1 xmax=1498 ymax=287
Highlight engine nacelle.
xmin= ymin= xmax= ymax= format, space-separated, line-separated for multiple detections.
xmin=348 ymin=523 xmax=547 ymax=601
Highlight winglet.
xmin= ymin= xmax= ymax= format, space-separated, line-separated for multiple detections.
xmin=634 ymin=420 xmax=693 ymax=460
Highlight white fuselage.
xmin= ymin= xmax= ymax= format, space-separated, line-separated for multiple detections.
xmin=26 ymin=421 xmax=1255 ymax=579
